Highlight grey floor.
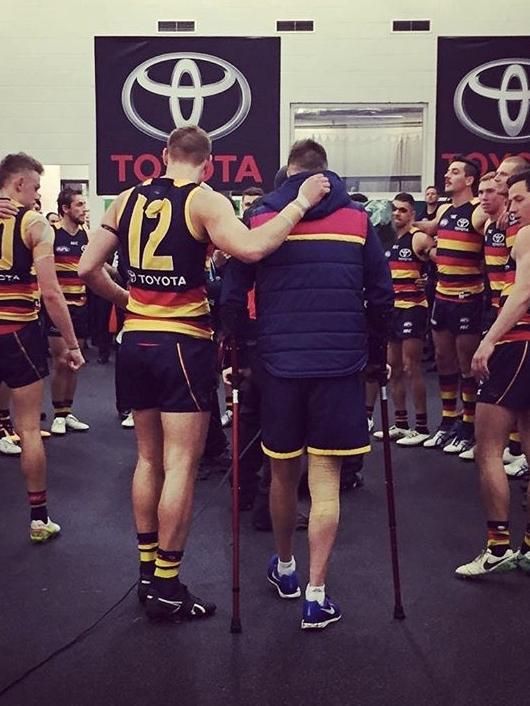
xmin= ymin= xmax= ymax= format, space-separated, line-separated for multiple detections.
xmin=1 ymin=356 xmax=529 ymax=706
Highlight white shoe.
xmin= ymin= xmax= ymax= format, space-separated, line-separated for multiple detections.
xmin=455 ymin=547 xmax=517 ymax=578
xmin=51 ymin=417 xmax=67 ymax=435
xmin=458 ymin=445 xmax=475 ymax=461
xmin=395 ymin=430 xmax=430 ymax=447
xmin=373 ymin=425 xmax=410 ymax=441
xmin=65 ymin=414 xmax=89 ymax=431
xmin=503 ymin=447 xmax=524 ymax=465
xmin=505 ymin=456 xmax=528 ymax=479
xmin=367 ymin=416 xmax=375 ymax=433
xmin=221 ymin=410 xmax=233 ymax=428
xmin=30 ymin=517 xmax=61 ymax=543
xmin=121 ymin=412 xmax=134 ymax=429
xmin=0 ymin=435 xmax=22 ymax=455
xmin=423 ymin=427 xmax=455 ymax=449
xmin=443 ymin=434 xmax=474 ymax=455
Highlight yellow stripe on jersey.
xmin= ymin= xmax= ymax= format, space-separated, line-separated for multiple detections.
xmin=122 ymin=318 xmax=213 ymax=339
xmin=286 ymin=233 xmax=366 ymax=245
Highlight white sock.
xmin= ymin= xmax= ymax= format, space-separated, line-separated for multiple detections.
xmin=277 ymin=556 xmax=296 ymax=576
xmin=305 ymin=584 xmax=325 ymax=605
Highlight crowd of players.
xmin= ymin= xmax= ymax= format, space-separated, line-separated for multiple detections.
xmin=1 ymin=132 xmax=530 ymax=629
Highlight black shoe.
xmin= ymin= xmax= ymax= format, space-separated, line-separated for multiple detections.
xmin=340 ymin=471 xmax=364 ymax=492
xmin=145 ymin=584 xmax=216 ymax=622
xmin=137 ymin=575 xmax=152 ymax=604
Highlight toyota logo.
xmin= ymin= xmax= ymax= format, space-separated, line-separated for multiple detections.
xmin=122 ymin=52 xmax=252 ymax=142
xmin=454 ymin=58 xmax=530 ymax=143
xmin=399 ymin=248 xmax=412 ymax=258
xmin=492 ymin=233 xmax=504 ymax=244
xmin=457 ymin=218 xmax=470 ymax=229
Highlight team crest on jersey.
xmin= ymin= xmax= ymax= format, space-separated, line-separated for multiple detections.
xmin=456 ymin=218 xmax=470 ymax=230
xmin=440 ymin=218 xmax=449 ymax=227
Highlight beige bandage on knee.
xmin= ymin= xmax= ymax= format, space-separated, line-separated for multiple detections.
xmin=308 ymin=455 xmax=341 ymax=522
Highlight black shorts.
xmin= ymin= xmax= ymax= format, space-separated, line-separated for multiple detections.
xmin=477 ymin=341 xmax=530 ymax=410
xmin=482 ymin=307 xmax=498 ymax=336
xmin=119 ymin=331 xmax=217 ymax=413
xmin=0 ymin=320 xmax=49 ymax=389
xmin=390 ymin=307 xmax=428 ymax=340
xmin=431 ymin=297 xmax=483 ymax=336
xmin=46 ymin=304 xmax=89 ymax=340
xmin=259 ymin=367 xmax=370 ymax=458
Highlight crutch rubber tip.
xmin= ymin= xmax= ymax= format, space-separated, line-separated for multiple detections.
xmin=230 ymin=618 xmax=242 ymax=633
xmin=393 ymin=606 xmax=406 ymax=620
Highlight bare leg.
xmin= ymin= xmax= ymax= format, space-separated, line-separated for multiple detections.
xmin=475 ymin=402 xmax=514 ymax=519
xmin=402 ymin=338 xmax=426 ymax=418
xmin=157 ymin=411 xmax=210 ymax=549
xmin=10 ymin=380 xmax=46 ymax=493
xmin=49 ymin=337 xmax=69 ymax=405
xmin=269 ymin=457 xmax=302 ymax=561
xmin=307 ymin=454 xmax=341 ymax=586
xmin=433 ymin=329 xmax=458 ymax=376
xmin=132 ymin=409 xmax=164 ymax=533
xmin=455 ymin=333 xmax=481 ymax=377
xmin=388 ymin=341 xmax=406 ymax=418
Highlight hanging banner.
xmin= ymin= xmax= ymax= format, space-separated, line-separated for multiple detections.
xmin=95 ymin=36 xmax=280 ymax=195
xmin=436 ymin=37 xmax=530 ymax=185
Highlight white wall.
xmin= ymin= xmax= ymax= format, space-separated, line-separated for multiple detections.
xmin=1 ymin=0 xmax=530 ymax=216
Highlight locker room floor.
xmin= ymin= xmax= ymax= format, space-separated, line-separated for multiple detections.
xmin=1 ymin=355 xmax=529 ymax=706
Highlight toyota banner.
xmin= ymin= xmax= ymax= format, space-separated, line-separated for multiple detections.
xmin=435 ymin=36 xmax=530 ymax=185
xmin=94 ymin=36 xmax=280 ymax=195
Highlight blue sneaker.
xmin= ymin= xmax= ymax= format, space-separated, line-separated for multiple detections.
xmin=267 ymin=555 xmax=301 ymax=599
xmin=301 ymin=595 xmax=342 ymax=629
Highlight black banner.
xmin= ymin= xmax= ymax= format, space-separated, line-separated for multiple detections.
xmin=94 ymin=36 xmax=280 ymax=195
xmin=436 ymin=37 xmax=530 ymax=185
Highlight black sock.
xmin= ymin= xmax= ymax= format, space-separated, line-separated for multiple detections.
xmin=395 ymin=410 xmax=408 ymax=430
xmin=52 ymin=400 xmax=69 ymax=418
xmin=137 ymin=531 xmax=158 ymax=577
xmin=154 ymin=549 xmax=184 ymax=598
xmin=28 ymin=490 xmax=48 ymax=523
xmin=509 ymin=439 xmax=523 ymax=457
xmin=415 ymin=413 xmax=428 ymax=434
xmin=487 ymin=521 xmax=510 ymax=557
xmin=366 ymin=405 xmax=374 ymax=418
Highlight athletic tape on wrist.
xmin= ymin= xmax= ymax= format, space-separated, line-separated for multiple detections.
xmin=295 ymin=193 xmax=311 ymax=211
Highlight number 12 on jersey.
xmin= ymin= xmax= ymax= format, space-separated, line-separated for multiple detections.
xmin=128 ymin=195 xmax=173 ymax=271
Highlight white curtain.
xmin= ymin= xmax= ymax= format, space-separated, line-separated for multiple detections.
xmin=295 ymin=126 xmax=422 ymax=178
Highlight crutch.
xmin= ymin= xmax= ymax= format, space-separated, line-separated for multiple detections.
xmin=379 ymin=381 xmax=406 ymax=620
xmin=229 ymin=338 xmax=242 ymax=633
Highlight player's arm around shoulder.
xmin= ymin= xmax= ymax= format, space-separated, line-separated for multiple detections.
xmin=412 ymin=229 xmax=436 ymax=261
xmin=191 ymin=174 xmax=330 ymax=263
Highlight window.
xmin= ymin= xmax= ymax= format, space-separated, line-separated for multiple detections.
xmin=292 ymin=104 xmax=425 ymax=197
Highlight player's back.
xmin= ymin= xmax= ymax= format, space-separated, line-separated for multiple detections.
xmin=116 ymin=177 xmax=212 ymax=340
